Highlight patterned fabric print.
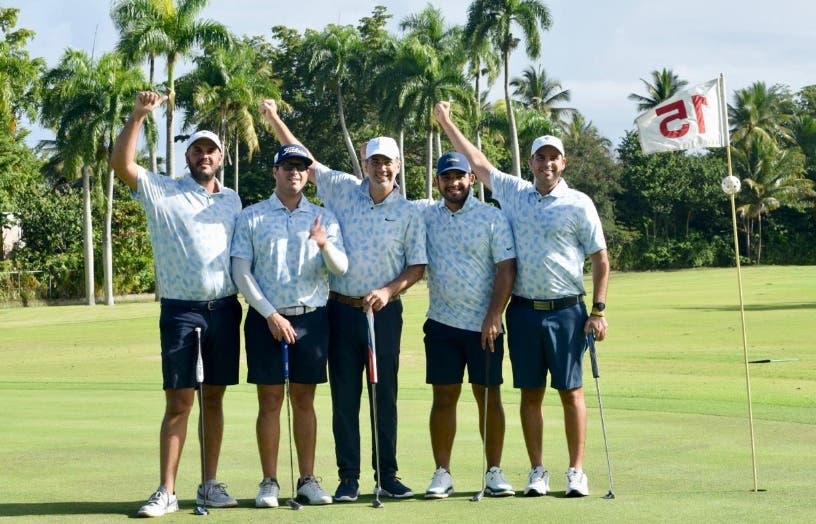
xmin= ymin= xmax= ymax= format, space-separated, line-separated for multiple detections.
xmin=489 ymin=169 xmax=606 ymax=299
xmin=231 ymin=193 xmax=344 ymax=308
xmin=420 ymin=196 xmax=516 ymax=332
xmin=314 ymin=165 xmax=427 ymax=296
xmin=135 ymin=168 xmax=241 ymax=300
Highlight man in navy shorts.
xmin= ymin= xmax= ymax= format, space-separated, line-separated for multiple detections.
xmin=435 ymin=101 xmax=610 ymax=498
xmin=418 ymin=152 xmax=517 ymax=499
xmin=231 ymin=131 xmax=348 ymax=508
xmin=111 ymin=91 xmax=243 ymax=517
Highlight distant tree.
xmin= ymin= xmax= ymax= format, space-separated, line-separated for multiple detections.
xmin=510 ymin=64 xmax=574 ymax=127
xmin=628 ymin=68 xmax=688 ymax=112
xmin=0 ymin=7 xmax=45 ymax=136
xmin=729 ymin=81 xmax=794 ymax=149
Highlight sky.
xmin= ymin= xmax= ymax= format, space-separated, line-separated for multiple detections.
xmin=16 ymin=0 xmax=816 ymax=173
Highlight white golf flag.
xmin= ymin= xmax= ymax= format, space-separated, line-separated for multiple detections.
xmin=635 ymin=78 xmax=727 ymax=154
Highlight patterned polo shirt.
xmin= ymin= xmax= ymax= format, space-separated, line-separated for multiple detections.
xmin=489 ymin=169 xmax=606 ymax=299
xmin=420 ymin=195 xmax=516 ymax=332
xmin=134 ymin=168 xmax=241 ymax=301
xmin=230 ymin=193 xmax=344 ymax=308
xmin=314 ymin=165 xmax=427 ymax=297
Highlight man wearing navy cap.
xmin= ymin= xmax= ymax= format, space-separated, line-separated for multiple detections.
xmin=434 ymin=101 xmax=609 ymax=498
xmin=419 ymin=152 xmax=517 ymax=499
xmin=231 ymin=139 xmax=348 ymax=507
xmin=111 ymin=91 xmax=242 ymax=517
xmin=260 ymin=99 xmax=426 ymax=502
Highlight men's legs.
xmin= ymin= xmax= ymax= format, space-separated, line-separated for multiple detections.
xmin=256 ymin=385 xmax=283 ymax=480
xmin=201 ymin=384 xmax=226 ymax=480
xmin=558 ymin=387 xmax=586 ymax=469
xmin=369 ymin=301 xmax=402 ymax=480
xmin=290 ymin=382 xmax=317 ymax=478
xmin=159 ymin=388 xmax=195 ymax=494
xmin=519 ymin=387 xmax=545 ymax=467
xmin=473 ymin=384 xmax=505 ymax=467
xmin=430 ymin=384 xmax=461 ymax=469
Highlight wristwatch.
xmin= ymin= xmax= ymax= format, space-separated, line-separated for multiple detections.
xmin=592 ymin=302 xmax=606 ymax=312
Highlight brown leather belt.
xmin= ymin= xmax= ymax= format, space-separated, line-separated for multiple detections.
xmin=512 ymin=294 xmax=583 ymax=311
xmin=329 ymin=291 xmax=399 ymax=308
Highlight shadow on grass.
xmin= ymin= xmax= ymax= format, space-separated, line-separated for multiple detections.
xmin=0 ymin=500 xmax=139 ymax=518
xmin=676 ymin=302 xmax=816 ymax=312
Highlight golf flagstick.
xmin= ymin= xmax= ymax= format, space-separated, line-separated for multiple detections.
xmin=194 ymin=327 xmax=209 ymax=516
xmin=587 ymin=333 xmax=615 ymax=499
xmin=365 ymin=308 xmax=384 ymax=509
xmin=470 ymin=347 xmax=490 ymax=502
xmin=282 ymin=342 xmax=303 ymax=510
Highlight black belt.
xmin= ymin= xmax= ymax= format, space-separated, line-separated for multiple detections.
xmin=329 ymin=291 xmax=400 ymax=308
xmin=161 ymin=295 xmax=237 ymax=311
xmin=512 ymin=294 xmax=583 ymax=311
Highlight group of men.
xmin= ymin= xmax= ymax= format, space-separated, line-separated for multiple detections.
xmin=111 ymin=92 xmax=609 ymax=518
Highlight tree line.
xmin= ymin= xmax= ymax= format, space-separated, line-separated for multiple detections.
xmin=1 ymin=2 xmax=814 ymax=305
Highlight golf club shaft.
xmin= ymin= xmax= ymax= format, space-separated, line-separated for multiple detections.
xmin=195 ymin=327 xmax=208 ymax=511
xmin=587 ymin=333 xmax=614 ymax=496
xmin=282 ymin=342 xmax=301 ymax=509
xmin=365 ymin=309 xmax=383 ymax=506
xmin=478 ymin=349 xmax=489 ymax=497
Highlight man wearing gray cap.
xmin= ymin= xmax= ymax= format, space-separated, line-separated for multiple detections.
xmin=434 ymin=101 xmax=609 ymax=499
xmin=418 ymin=152 xmax=517 ymax=499
xmin=260 ymin=99 xmax=426 ymax=502
xmin=231 ymin=142 xmax=347 ymax=507
xmin=112 ymin=91 xmax=242 ymax=517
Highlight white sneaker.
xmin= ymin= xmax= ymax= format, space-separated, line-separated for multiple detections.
xmin=255 ymin=478 xmax=280 ymax=508
xmin=137 ymin=489 xmax=179 ymax=517
xmin=524 ymin=466 xmax=550 ymax=496
xmin=296 ymin=476 xmax=333 ymax=505
xmin=565 ymin=467 xmax=589 ymax=497
xmin=196 ymin=480 xmax=238 ymax=507
xmin=484 ymin=466 xmax=515 ymax=497
xmin=424 ymin=467 xmax=454 ymax=499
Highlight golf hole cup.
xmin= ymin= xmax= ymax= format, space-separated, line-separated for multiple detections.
xmin=721 ymin=175 xmax=741 ymax=195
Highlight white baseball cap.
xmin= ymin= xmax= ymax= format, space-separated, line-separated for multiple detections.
xmin=365 ymin=136 xmax=400 ymax=160
xmin=530 ymin=135 xmax=565 ymax=157
xmin=186 ymin=130 xmax=223 ymax=152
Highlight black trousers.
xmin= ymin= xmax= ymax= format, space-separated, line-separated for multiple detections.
xmin=328 ymin=298 xmax=403 ymax=482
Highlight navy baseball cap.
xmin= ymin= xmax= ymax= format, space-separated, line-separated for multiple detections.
xmin=274 ymin=144 xmax=313 ymax=166
xmin=436 ymin=151 xmax=471 ymax=176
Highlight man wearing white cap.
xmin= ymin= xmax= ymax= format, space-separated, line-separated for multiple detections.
xmin=434 ymin=101 xmax=609 ymax=499
xmin=112 ymin=91 xmax=242 ymax=517
xmin=260 ymin=99 xmax=426 ymax=502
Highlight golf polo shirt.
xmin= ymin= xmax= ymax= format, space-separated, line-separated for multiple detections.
xmin=314 ymin=165 xmax=427 ymax=296
xmin=420 ymin=195 xmax=516 ymax=332
xmin=489 ymin=170 xmax=606 ymax=299
xmin=135 ymin=168 xmax=241 ymax=300
xmin=230 ymin=193 xmax=344 ymax=308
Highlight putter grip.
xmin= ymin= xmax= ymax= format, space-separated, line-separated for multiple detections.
xmin=194 ymin=328 xmax=204 ymax=383
xmin=588 ymin=334 xmax=600 ymax=379
xmin=282 ymin=342 xmax=290 ymax=381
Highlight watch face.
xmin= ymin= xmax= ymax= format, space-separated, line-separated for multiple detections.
xmin=593 ymin=302 xmax=606 ymax=311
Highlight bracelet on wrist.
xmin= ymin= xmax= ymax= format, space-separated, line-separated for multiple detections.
xmin=590 ymin=310 xmax=605 ymax=317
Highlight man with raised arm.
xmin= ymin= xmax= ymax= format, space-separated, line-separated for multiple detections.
xmin=433 ymin=101 xmax=609 ymax=498
xmin=111 ymin=91 xmax=242 ymax=517
xmin=259 ymin=99 xmax=427 ymax=502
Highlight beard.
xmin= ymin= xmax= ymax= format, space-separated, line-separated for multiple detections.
xmin=188 ymin=162 xmax=218 ymax=184
xmin=443 ymin=186 xmax=470 ymax=206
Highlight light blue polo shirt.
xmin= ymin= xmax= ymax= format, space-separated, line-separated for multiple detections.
xmin=135 ymin=168 xmax=241 ymax=301
xmin=489 ymin=169 xmax=606 ymax=299
xmin=420 ymin=195 xmax=516 ymax=332
xmin=230 ymin=193 xmax=344 ymax=308
xmin=314 ymin=165 xmax=427 ymax=297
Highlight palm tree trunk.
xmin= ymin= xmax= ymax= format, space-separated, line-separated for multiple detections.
xmin=399 ymin=129 xmax=407 ymax=198
xmin=475 ymin=73 xmax=485 ymax=202
xmin=757 ymin=214 xmax=763 ymax=265
xmin=476 ymin=132 xmax=485 ymax=202
xmin=103 ymin=168 xmax=115 ymax=305
xmin=426 ymin=131 xmax=433 ymax=200
xmin=504 ymin=52 xmax=521 ymax=177
xmin=166 ymin=61 xmax=176 ymax=178
xmin=337 ymin=86 xmax=362 ymax=178
xmin=82 ymin=165 xmax=95 ymax=306
xmin=149 ymin=57 xmax=159 ymax=174
xmin=234 ymin=138 xmax=240 ymax=194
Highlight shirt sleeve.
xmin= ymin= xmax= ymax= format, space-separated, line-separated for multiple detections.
xmin=403 ymin=204 xmax=428 ymax=266
xmin=490 ymin=209 xmax=517 ymax=264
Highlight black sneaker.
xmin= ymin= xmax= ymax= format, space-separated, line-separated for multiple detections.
xmin=375 ymin=476 xmax=414 ymax=499
xmin=334 ymin=478 xmax=360 ymax=502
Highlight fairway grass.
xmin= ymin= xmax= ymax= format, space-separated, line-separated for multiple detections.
xmin=0 ymin=266 xmax=814 ymax=523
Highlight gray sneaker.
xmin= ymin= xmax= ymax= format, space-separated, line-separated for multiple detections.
xmin=196 ymin=480 xmax=238 ymax=508
xmin=484 ymin=466 xmax=515 ymax=497
xmin=256 ymin=478 xmax=280 ymax=508
xmin=137 ymin=489 xmax=178 ymax=517
xmin=296 ymin=476 xmax=333 ymax=505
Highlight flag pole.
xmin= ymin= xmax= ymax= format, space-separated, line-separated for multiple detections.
xmin=719 ymin=73 xmax=759 ymax=492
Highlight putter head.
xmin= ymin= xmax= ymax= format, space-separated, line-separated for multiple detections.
xmin=371 ymin=499 xmax=384 ymax=509
xmin=603 ymin=491 xmax=615 ymax=499
xmin=194 ymin=505 xmax=209 ymax=515
xmin=470 ymin=491 xmax=484 ymax=502
xmin=286 ymin=498 xmax=303 ymax=510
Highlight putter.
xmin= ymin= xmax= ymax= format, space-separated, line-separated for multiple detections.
xmin=587 ymin=333 xmax=615 ymax=499
xmin=365 ymin=309 xmax=384 ymax=509
xmin=193 ymin=327 xmax=209 ymax=516
xmin=470 ymin=347 xmax=490 ymax=502
xmin=282 ymin=342 xmax=303 ymax=510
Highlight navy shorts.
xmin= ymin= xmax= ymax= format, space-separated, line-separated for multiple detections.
xmin=423 ymin=318 xmax=504 ymax=386
xmin=506 ymin=297 xmax=587 ymax=390
xmin=244 ymin=306 xmax=329 ymax=385
xmin=159 ymin=295 xmax=242 ymax=390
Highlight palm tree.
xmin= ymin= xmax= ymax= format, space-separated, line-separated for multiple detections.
xmin=628 ymin=68 xmax=688 ymax=112
xmin=510 ymin=64 xmax=574 ymax=128
xmin=41 ymin=50 xmax=150 ymax=305
xmin=465 ymin=0 xmax=553 ymax=177
xmin=733 ymin=139 xmax=815 ymax=263
xmin=0 ymin=7 xmax=45 ymax=136
xmin=729 ymin=82 xmax=794 ymax=149
xmin=111 ymin=0 xmax=231 ymax=178
xmin=304 ymin=24 xmax=366 ymax=178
